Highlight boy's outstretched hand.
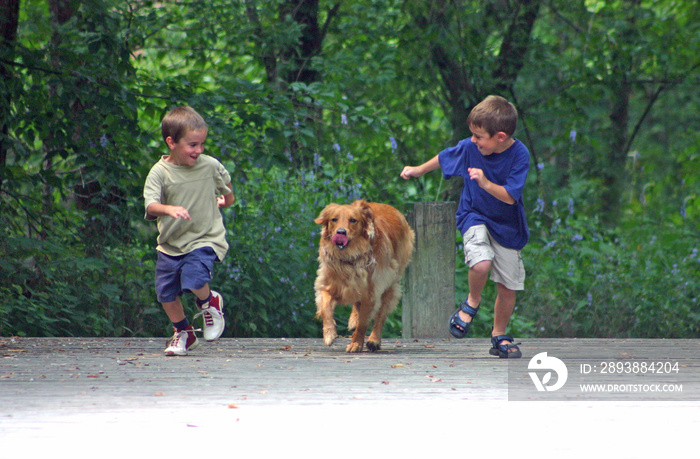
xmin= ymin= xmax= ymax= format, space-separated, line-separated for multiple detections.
xmin=400 ymin=155 xmax=440 ymax=180
xmin=400 ymin=166 xmax=422 ymax=179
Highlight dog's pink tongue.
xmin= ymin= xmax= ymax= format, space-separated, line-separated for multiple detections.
xmin=332 ymin=234 xmax=348 ymax=246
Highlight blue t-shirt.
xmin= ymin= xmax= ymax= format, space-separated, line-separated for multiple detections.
xmin=439 ymin=138 xmax=530 ymax=250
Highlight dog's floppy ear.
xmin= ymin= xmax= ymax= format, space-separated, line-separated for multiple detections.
xmin=314 ymin=204 xmax=336 ymax=238
xmin=313 ymin=209 xmax=326 ymax=226
xmin=356 ymin=200 xmax=375 ymax=240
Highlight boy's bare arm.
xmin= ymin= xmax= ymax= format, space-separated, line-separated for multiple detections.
xmin=400 ymin=154 xmax=441 ymax=179
xmin=217 ymin=184 xmax=235 ymax=209
xmin=468 ymin=168 xmax=516 ymax=205
xmin=146 ymin=202 xmax=192 ymax=220
xmin=147 ymin=185 xmax=234 ymax=220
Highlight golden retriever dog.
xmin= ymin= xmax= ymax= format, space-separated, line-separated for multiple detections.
xmin=314 ymin=200 xmax=414 ymax=353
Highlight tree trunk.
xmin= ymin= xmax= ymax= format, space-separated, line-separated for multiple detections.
xmin=0 ymin=0 xmax=20 ymax=175
xmin=246 ymin=0 xmax=340 ymax=164
xmin=413 ymin=0 xmax=541 ymax=200
xmin=279 ymin=0 xmax=324 ymax=163
xmin=41 ymin=0 xmax=78 ymax=239
xmin=245 ymin=0 xmax=279 ymax=84
xmin=492 ymin=0 xmax=542 ymax=96
xmin=602 ymin=75 xmax=631 ymax=224
xmin=280 ymin=0 xmax=322 ymax=85
xmin=601 ymin=0 xmax=640 ymax=226
xmin=415 ymin=0 xmax=541 ymax=144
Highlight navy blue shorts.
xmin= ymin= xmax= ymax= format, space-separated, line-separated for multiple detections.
xmin=155 ymin=247 xmax=217 ymax=303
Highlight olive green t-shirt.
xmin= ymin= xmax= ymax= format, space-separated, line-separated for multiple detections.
xmin=143 ymin=154 xmax=231 ymax=261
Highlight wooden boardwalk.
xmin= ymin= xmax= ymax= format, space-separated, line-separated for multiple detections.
xmin=2 ymin=337 xmax=699 ymax=457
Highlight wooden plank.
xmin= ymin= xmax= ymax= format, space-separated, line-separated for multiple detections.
xmin=2 ymin=337 xmax=698 ymax=457
xmin=0 ymin=337 xmax=504 ymax=411
xmin=403 ymin=201 xmax=457 ymax=339
xmin=1 ymin=337 xmax=698 ymax=410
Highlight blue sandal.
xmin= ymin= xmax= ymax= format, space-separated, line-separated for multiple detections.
xmin=448 ymin=300 xmax=479 ymax=339
xmin=489 ymin=335 xmax=522 ymax=359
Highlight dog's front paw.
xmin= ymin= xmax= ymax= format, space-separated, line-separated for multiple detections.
xmin=345 ymin=341 xmax=364 ymax=353
xmin=323 ymin=327 xmax=338 ymax=347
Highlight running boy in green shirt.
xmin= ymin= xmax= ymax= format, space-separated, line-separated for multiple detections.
xmin=143 ymin=106 xmax=235 ymax=356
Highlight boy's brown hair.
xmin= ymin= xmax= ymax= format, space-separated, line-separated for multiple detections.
xmin=467 ymin=95 xmax=518 ymax=137
xmin=161 ymin=106 xmax=208 ymax=144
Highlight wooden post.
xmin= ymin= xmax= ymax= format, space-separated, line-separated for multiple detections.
xmin=402 ymin=201 xmax=457 ymax=339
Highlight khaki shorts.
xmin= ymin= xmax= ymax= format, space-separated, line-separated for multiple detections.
xmin=463 ymin=224 xmax=525 ymax=291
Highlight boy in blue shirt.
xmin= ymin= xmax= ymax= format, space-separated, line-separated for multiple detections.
xmin=401 ymin=95 xmax=529 ymax=358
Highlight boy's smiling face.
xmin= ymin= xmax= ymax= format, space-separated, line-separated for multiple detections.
xmin=165 ymin=128 xmax=208 ymax=166
xmin=469 ymin=125 xmax=513 ymax=156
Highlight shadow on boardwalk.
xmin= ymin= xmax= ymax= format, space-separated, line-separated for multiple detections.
xmin=1 ymin=337 xmax=699 ymax=457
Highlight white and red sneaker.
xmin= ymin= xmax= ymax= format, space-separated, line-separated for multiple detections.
xmin=193 ymin=291 xmax=225 ymax=342
xmin=165 ymin=326 xmax=199 ymax=356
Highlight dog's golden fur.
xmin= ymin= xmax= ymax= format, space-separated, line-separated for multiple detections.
xmin=314 ymin=200 xmax=414 ymax=353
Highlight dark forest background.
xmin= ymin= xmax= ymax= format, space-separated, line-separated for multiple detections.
xmin=1 ymin=0 xmax=698 ymax=339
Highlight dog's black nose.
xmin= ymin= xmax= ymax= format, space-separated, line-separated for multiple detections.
xmin=336 ymin=228 xmax=347 ymax=235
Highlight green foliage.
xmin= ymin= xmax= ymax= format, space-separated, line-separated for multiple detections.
xmin=1 ymin=0 xmax=697 ymax=339
xmin=214 ymin=165 xmax=321 ymax=338
xmin=520 ymin=209 xmax=699 ymax=338
xmin=0 ymin=236 xmax=157 ymax=337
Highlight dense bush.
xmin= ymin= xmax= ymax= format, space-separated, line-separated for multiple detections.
xmin=1 ymin=0 xmax=697 ymax=339
xmin=0 ymin=236 xmax=158 ymax=337
xmin=2 ymin=158 xmax=698 ymax=339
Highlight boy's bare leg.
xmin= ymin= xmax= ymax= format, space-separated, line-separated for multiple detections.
xmin=492 ymin=283 xmax=517 ymax=351
xmin=162 ymin=297 xmax=186 ymax=323
xmin=162 ymin=284 xmax=212 ymax=323
xmin=191 ymin=284 xmax=212 ymax=303
xmin=458 ymin=260 xmax=491 ymax=324
xmin=162 ymin=296 xmax=199 ymax=355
